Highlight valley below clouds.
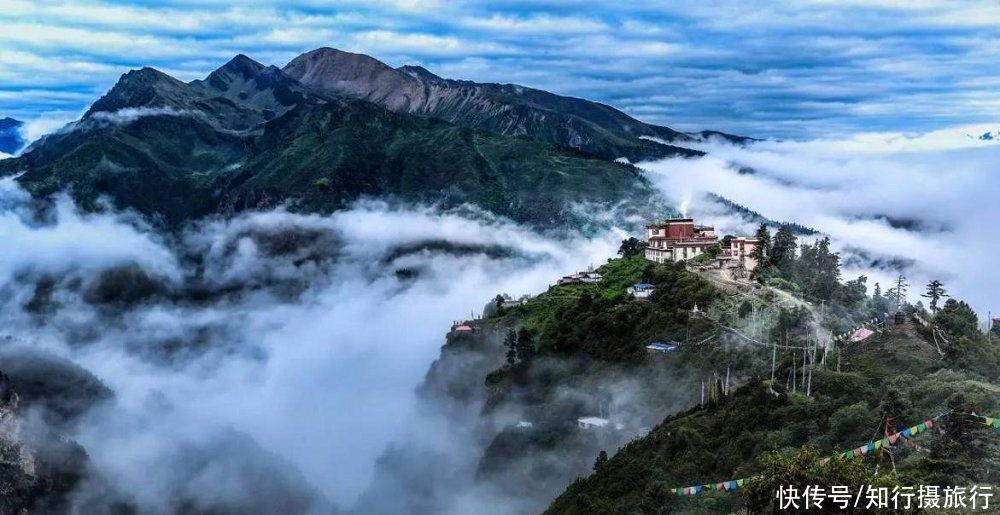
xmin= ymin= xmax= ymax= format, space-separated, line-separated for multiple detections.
xmin=0 ymin=179 xmax=620 ymax=512
xmin=0 ymin=123 xmax=998 ymax=513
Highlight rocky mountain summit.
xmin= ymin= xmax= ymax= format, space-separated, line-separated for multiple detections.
xmin=284 ymin=47 xmax=703 ymax=161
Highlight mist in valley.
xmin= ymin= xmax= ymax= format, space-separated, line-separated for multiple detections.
xmin=0 ymin=177 xmax=626 ymax=513
xmin=640 ymin=127 xmax=1000 ymax=318
xmin=1 ymin=122 xmax=999 ymax=514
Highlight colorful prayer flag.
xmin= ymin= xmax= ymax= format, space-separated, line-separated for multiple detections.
xmin=662 ymin=412 xmax=961 ymax=500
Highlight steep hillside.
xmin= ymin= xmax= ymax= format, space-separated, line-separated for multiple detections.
xmin=283 ymin=48 xmax=705 ymax=162
xmin=545 ymin=303 xmax=1000 ymax=514
xmin=0 ymin=366 xmax=95 ymax=513
xmin=0 ymin=55 xmax=668 ymax=229
xmin=383 ymin=226 xmax=1000 ymax=515
xmin=532 ymin=229 xmax=1000 ymax=514
xmin=359 ymin=256 xmax=781 ymax=514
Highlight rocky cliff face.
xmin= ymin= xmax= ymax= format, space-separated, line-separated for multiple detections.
xmin=0 ymin=370 xmax=89 ymax=514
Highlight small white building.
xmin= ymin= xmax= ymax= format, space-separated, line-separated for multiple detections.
xmin=577 ymin=416 xmax=624 ymax=431
xmin=627 ymin=282 xmax=655 ymax=299
xmin=558 ymin=270 xmax=603 ymax=285
xmin=498 ymin=294 xmax=532 ymax=309
xmin=722 ymin=236 xmax=759 ymax=273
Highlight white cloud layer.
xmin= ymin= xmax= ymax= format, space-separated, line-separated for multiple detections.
xmin=639 ymin=124 xmax=1000 ymax=321
xmin=0 ymin=181 xmax=622 ymax=510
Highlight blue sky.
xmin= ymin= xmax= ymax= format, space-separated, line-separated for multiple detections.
xmin=2 ymin=0 xmax=998 ymax=139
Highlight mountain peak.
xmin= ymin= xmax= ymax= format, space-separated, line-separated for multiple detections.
xmin=221 ymin=54 xmax=266 ymax=77
xmin=86 ymin=67 xmax=189 ymax=115
xmin=295 ymin=47 xmax=370 ymax=61
xmin=203 ymin=54 xmax=267 ymax=91
xmin=281 ymin=47 xmax=701 ymax=158
xmin=284 ymin=47 xmax=402 ymax=83
xmin=123 ymin=67 xmax=181 ymax=85
xmin=283 ymin=47 xmax=423 ymax=110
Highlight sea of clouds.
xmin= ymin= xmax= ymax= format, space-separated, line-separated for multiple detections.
xmin=0 ymin=178 xmax=621 ymax=512
xmin=640 ymin=125 xmax=1000 ymax=321
xmin=1 ymin=122 xmax=999 ymax=513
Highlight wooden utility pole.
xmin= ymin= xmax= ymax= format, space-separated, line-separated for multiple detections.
xmin=791 ymin=362 xmax=796 ymax=394
xmin=801 ymin=346 xmax=807 ymax=391
xmin=724 ymin=365 xmax=731 ymax=396
xmin=770 ymin=340 xmax=777 ymax=385
xmin=806 ymin=349 xmax=812 ymax=397
xmin=712 ymin=372 xmax=719 ymax=402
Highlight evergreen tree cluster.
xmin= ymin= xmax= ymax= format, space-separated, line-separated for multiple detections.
xmin=504 ymin=327 xmax=537 ymax=366
xmin=936 ymin=298 xmax=979 ymax=340
xmin=749 ymin=224 xmax=862 ymax=307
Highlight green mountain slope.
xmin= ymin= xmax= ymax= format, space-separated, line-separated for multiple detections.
xmin=544 ymin=301 xmax=1000 ymax=514
xmin=401 ymin=229 xmax=1000 ymax=515
xmin=0 ymin=55 xmax=669 ymax=228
